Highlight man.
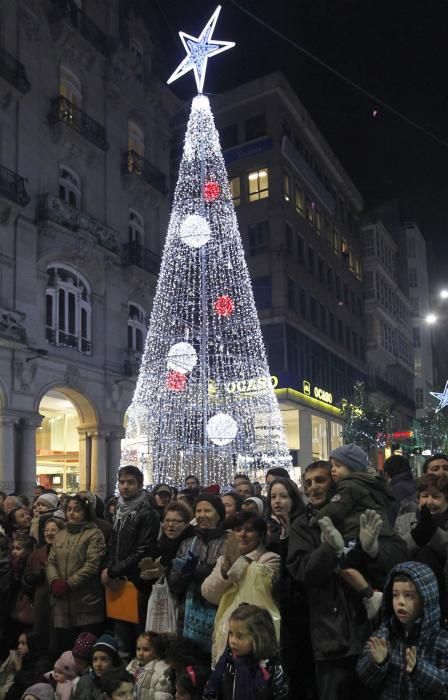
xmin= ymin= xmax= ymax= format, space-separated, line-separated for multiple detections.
xmin=383 ymin=454 xmax=417 ymax=522
xmin=234 ymin=480 xmax=254 ymax=499
xmin=423 ymin=453 xmax=448 ymax=476
xmin=184 ymin=474 xmax=200 ymax=493
xmin=265 ymin=467 xmax=290 ymax=485
xmin=102 ymin=465 xmax=159 ymax=658
xmin=287 ymin=461 xmax=385 ymax=700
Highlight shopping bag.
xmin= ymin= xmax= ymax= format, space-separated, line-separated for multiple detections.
xmin=213 ymin=561 xmax=280 ymax=663
xmin=145 ymin=575 xmax=177 ymax=635
xmin=184 ymin=585 xmax=216 ymax=650
xmin=105 ymin=580 xmax=139 ymax=623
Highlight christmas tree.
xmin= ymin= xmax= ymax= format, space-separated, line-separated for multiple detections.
xmin=121 ymin=7 xmax=290 ymax=485
xmin=339 ymin=381 xmax=391 ymax=456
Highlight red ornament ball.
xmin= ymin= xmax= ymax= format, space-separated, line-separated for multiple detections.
xmin=166 ymin=370 xmax=187 ymax=392
xmin=214 ymin=295 xmax=235 ymax=317
xmin=203 ymin=181 xmax=220 ymax=201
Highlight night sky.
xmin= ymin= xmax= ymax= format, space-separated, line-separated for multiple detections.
xmin=151 ymin=0 xmax=448 ymax=283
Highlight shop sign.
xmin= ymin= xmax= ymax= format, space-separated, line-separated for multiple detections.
xmin=303 ymin=380 xmax=333 ymax=405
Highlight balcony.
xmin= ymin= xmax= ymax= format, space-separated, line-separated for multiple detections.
xmin=367 ymin=374 xmax=415 ymax=412
xmin=122 ymin=242 xmax=161 ymax=276
xmin=0 ymin=164 xmax=30 ymax=207
xmin=48 ymin=96 xmax=109 ymax=152
xmin=121 ymin=150 xmax=168 ymax=197
xmin=0 ymin=46 xmax=30 ymax=95
xmin=48 ymin=0 xmax=109 ymax=56
xmin=46 ymin=327 xmax=91 ymax=354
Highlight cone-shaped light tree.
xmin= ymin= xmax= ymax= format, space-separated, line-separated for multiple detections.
xmin=121 ymin=7 xmax=290 ymax=485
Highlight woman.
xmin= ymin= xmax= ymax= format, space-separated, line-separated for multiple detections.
xmin=158 ymin=501 xmax=195 ymax=571
xmin=202 ymin=511 xmax=280 ymax=663
xmin=46 ymin=495 xmax=106 ymax=652
xmin=6 ymin=507 xmax=32 ymax=539
xmin=23 ymin=517 xmax=64 ymax=649
xmin=267 ymin=477 xmax=307 ymax=699
xmin=168 ymin=494 xmax=226 ymax=649
xmin=220 ymin=493 xmax=243 ymax=520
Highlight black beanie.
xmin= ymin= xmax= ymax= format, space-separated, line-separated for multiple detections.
xmin=384 ymin=454 xmax=411 ymax=478
xmin=194 ymin=493 xmax=226 ymax=522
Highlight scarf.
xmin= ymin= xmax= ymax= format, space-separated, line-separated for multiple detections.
xmin=208 ymin=650 xmax=270 ymax=700
xmin=66 ymin=521 xmax=90 ymax=535
xmin=113 ymin=491 xmax=147 ymax=531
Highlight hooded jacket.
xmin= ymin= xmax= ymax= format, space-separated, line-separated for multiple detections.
xmin=357 ymin=561 xmax=448 ymax=699
xmin=314 ymin=472 xmax=395 ymax=540
xmin=126 ymin=658 xmax=173 ymax=700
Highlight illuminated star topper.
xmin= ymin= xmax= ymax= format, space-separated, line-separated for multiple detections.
xmin=167 ymin=5 xmax=235 ymax=94
xmin=430 ymin=380 xmax=448 ymax=412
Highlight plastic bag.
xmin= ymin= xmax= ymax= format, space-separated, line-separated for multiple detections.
xmin=146 ymin=575 xmax=177 ymax=635
xmin=213 ymin=561 xmax=280 ymax=664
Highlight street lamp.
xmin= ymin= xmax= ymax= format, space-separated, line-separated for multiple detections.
xmin=425 ymin=313 xmax=437 ymax=324
xmin=440 ymin=289 xmax=448 ymax=299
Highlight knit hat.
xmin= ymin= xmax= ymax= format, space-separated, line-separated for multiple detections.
xmin=194 ymin=493 xmax=226 ymax=522
xmin=72 ymin=631 xmax=97 ymax=659
xmin=330 ymin=444 xmax=368 ymax=472
xmin=54 ymin=651 xmax=77 ymax=680
xmin=37 ymin=493 xmax=58 ymax=510
xmin=383 ymin=454 xmax=411 ymax=478
xmin=243 ymin=497 xmax=264 ymax=516
xmin=202 ymin=484 xmax=220 ymax=495
xmin=20 ymin=684 xmax=55 ymax=700
xmin=92 ymin=634 xmax=120 ymax=667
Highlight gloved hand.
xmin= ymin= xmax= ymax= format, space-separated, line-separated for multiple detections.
xmin=181 ymin=551 xmax=199 ymax=576
xmin=359 ymin=509 xmax=383 ymax=558
xmin=411 ymin=505 xmax=438 ymax=547
xmin=318 ymin=516 xmax=345 ymax=557
xmin=50 ymin=579 xmax=70 ymax=598
xmin=139 ymin=557 xmax=165 ymax=581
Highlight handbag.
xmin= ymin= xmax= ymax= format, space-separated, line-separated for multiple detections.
xmin=184 ymin=585 xmax=216 ymax=650
xmin=11 ymin=593 xmax=34 ymax=626
xmin=145 ymin=575 xmax=177 ymax=635
xmin=105 ymin=580 xmax=139 ymax=624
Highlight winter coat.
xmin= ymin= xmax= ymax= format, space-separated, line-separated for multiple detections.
xmin=389 ymin=471 xmax=417 ymax=522
xmin=104 ymin=496 xmax=160 ymax=591
xmin=46 ymin=522 xmax=105 ymax=628
xmin=72 ymin=673 xmax=103 ymax=700
xmin=126 ymin=658 xmax=174 ymax=700
xmin=314 ymin=472 xmax=395 ymax=540
xmin=157 ymin=525 xmax=196 ymax=572
xmin=22 ymin=545 xmax=52 ymax=646
xmin=0 ymin=652 xmax=52 ymax=700
xmin=395 ymin=511 xmax=448 ymax=557
xmin=168 ymin=528 xmax=226 ymax=598
xmin=357 ymin=561 xmax=448 ymax=699
xmin=203 ymin=648 xmax=288 ymax=700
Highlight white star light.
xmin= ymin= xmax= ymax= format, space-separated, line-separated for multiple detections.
xmin=430 ymin=380 xmax=448 ymax=412
xmin=167 ymin=5 xmax=235 ymax=94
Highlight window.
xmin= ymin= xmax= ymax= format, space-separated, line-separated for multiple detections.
xmin=220 ymin=124 xmax=238 ymax=150
xmin=308 ymin=246 xmax=315 ymax=274
xmin=352 ymin=331 xmax=358 ymax=355
xmin=333 ymin=228 xmax=341 ymax=255
xmin=248 ymin=220 xmax=269 ymax=255
xmin=315 ymin=208 xmax=322 ymax=235
xmin=415 ymin=387 xmax=424 ymax=409
xmin=46 ymin=265 xmax=91 ymax=354
xmin=294 ymin=183 xmax=304 ymax=215
xmin=59 ymin=65 xmax=82 ymax=107
xmin=285 ymin=223 xmax=293 ymax=253
xmin=59 ymin=165 xmax=81 ymax=208
xmin=296 ymin=234 xmax=304 ymax=262
xmin=287 ymin=278 xmax=296 ymax=310
xmin=128 ymin=209 xmax=144 ymax=245
xmin=128 ymin=303 xmax=146 ymax=352
xmin=248 ymin=169 xmax=269 ymax=201
xmin=253 ymin=276 xmax=272 ymax=310
xmin=345 ymin=326 xmax=351 ymax=352
xmin=408 ymin=268 xmax=418 ymax=288
xmin=128 ymin=121 xmax=144 ymax=156
xmin=335 ymin=275 xmax=341 ymax=300
xmin=307 ymin=199 xmax=315 ymax=227
xmin=130 ymin=38 xmax=143 ymax=81
xmin=413 ymin=327 xmax=421 ymax=348
xmin=343 ymin=283 xmax=349 ymax=306
xmin=310 ymin=297 xmax=318 ymax=325
xmin=283 ymin=172 xmax=291 ymax=202
xmin=299 ymin=287 xmax=307 ymax=317
xmin=229 ymin=176 xmax=241 ymax=206
xmin=318 ymin=256 xmax=324 ymax=283
xmin=327 ymin=266 xmax=333 ymax=291
xmin=329 ymin=312 xmax=335 ymax=339
xmin=338 ymin=319 xmax=344 ymax=346
xmin=245 ymin=114 xmax=266 ymax=141
xmin=320 ymin=304 xmax=326 ymax=333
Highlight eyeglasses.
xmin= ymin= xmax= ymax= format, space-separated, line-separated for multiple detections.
xmin=164 ymin=519 xmax=185 ymax=526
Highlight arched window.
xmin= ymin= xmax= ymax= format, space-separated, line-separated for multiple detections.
xmin=59 ymin=65 xmax=82 ymax=107
xmin=128 ymin=209 xmax=144 ymax=245
xmin=128 ymin=303 xmax=146 ymax=353
xmin=46 ymin=265 xmax=92 ymax=354
xmin=59 ymin=165 xmax=81 ymax=208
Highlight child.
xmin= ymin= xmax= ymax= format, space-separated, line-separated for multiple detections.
xmin=72 ymin=634 xmax=122 ymax=700
xmin=100 ymin=668 xmax=134 ymax=700
xmin=44 ymin=651 xmax=78 ymax=700
xmin=0 ymin=631 xmax=52 ymax=700
xmin=30 ymin=493 xmax=60 ymax=546
xmin=175 ymin=665 xmax=209 ymax=700
xmin=126 ymin=631 xmax=174 ymax=699
xmin=357 ymin=561 xmax=448 ymax=698
xmin=20 ymin=684 xmax=55 ymax=700
xmin=203 ymin=604 xmax=288 ymax=699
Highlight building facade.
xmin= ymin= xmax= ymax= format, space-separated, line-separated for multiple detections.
xmin=190 ymin=73 xmax=368 ymax=472
xmin=0 ymin=0 xmax=177 ymax=497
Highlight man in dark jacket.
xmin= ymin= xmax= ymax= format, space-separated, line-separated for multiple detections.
xmin=101 ymin=465 xmax=159 ymax=658
xmin=383 ymin=454 xmax=417 ymax=522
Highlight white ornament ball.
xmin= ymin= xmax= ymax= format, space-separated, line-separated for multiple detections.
xmin=167 ymin=342 xmax=198 ymax=374
xmin=207 ymin=413 xmax=238 ymax=446
xmin=179 ymin=214 xmax=211 ymax=249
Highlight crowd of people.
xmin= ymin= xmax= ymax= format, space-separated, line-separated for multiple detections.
xmin=0 ymin=446 xmax=447 ymax=699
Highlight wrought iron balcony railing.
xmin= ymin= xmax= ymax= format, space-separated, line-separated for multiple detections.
xmin=46 ymin=326 xmax=92 ymax=354
xmin=0 ymin=46 xmax=30 ymax=93
xmin=122 ymin=242 xmax=161 ymax=275
xmin=0 ymin=164 xmax=30 ymax=206
xmin=49 ymin=0 xmax=109 ymax=56
xmin=47 ymin=96 xmax=109 ymax=151
xmin=121 ymin=150 xmax=168 ymax=196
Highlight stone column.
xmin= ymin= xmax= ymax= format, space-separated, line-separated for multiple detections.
xmin=90 ymin=431 xmax=107 ymax=499
xmin=0 ymin=413 xmax=18 ymax=493
xmin=77 ymin=429 xmax=89 ymax=492
xmin=18 ymin=414 xmax=43 ymax=500
xmin=298 ymin=408 xmax=313 ymax=471
xmin=107 ymin=429 xmax=124 ymax=495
